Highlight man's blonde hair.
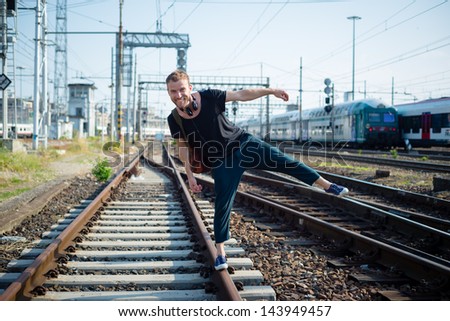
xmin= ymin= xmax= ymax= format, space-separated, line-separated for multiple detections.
xmin=166 ymin=69 xmax=190 ymax=85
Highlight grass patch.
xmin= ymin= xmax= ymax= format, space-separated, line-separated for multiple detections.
xmin=0 ymin=148 xmax=57 ymax=196
xmin=314 ymin=161 xmax=371 ymax=173
xmin=0 ymin=187 xmax=32 ymax=202
xmin=0 ymin=139 xmax=104 ymax=203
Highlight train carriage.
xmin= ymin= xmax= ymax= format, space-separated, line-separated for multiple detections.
xmin=349 ymin=100 xmax=398 ymax=147
xmin=270 ymin=111 xmax=299 ymax=141
xmin=266 ymin=99 xmax=398 ymax=148
xmin=0 ymin=123 xmax=33 ymax=138
xmin=395 ymin=97 xmax=450 ymax=147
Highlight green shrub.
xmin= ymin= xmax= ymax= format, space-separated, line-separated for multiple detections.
xmin=92 ymin=158 xmax=112 ymax=182
xmin=390 ymin=149 xmax=398 ymax=159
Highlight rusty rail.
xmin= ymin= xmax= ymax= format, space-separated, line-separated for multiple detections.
xmin=0 ymin=152 xmax=142 ymax=301
xmin=159 ymin=145 xmax=242 ymax=301
xmin=193 ymin=174 xmax=450 ymax=288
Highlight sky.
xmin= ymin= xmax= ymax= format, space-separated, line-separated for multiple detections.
xmin=12 ymin=0 xmax=450 ymax=118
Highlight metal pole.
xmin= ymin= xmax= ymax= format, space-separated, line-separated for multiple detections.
xmin=132 ymin=53 xmax=137 ymax=143
xmin=33 ymin=0 xmax=41 ymax=150
xmin=12 ymin=46 xmax=16 ymax=139
xmin=101 ymin=103 xmax=104 ymax=144
xmin=347 ymin=16 xmax=361 ymax=101
xmin=42 ymin=2 xmax=48 ymax=148
xmin=331 ymin=83 xmax=335 ymax=149
xmin=265 ymin=77 xmax=270 ymax=141
xmin=17 ymin=66 xmax=24 ymax=123
xmin=1 ymin=0 xmax=8 ymax=139
xmin=115 ymin=0 xmax=124 ymax=142
xmin=110 ymin=47 xmax=114 ymax=142
xmin=298 ymin=57 xmax=303 ymax=143
xmin=259 ymin=63 xmax=263 ymax=138
xmin=391 ymin=76 xmax=394 ymax=106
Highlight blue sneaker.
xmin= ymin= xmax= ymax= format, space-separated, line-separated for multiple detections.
xmin=325 ymin=183 xmax=349 ymax=197
xmin=214 ymin=255 xmax=228 ymax=271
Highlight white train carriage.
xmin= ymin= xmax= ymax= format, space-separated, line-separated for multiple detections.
xmin=270 ymin=111 xmax=299 ymax=141
xmin=241 ymin=117 xmax=266 ymax=138
xmin=304 ymin=102 xmax=356 ymax=145
xmin=0 ymin=123 xmax=33 ymax=138
xmin=396 ymin=97 xmax=450 ymax=147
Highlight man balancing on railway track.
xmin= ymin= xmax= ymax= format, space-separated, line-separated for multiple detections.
xmin=166 ymin=69 xmax=349 ymax=271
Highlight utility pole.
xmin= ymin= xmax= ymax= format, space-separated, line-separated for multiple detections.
xmin=1 ymin=0 xmax=8 ymax=140
xmin=110 ymin=47 xmax=115 ymax=142
xmin=17 ymin=66 xmax=24 ymax=123
xmin=115 ymin=0 xmax=124 ymax=142
xmin=347 ymin=16 xmax=361 ymax=101
xmin=298 ymin=57 xmax=303 ymax=143
xmin=391 ymin=76 xmax=394 ymax=106
xmin=54 ymin=0 xmax=67 ymax=119
xmin=32 ymin=0 xmax=48 ymax=150
xmin=132 ymin=53 xmax=137 ymax=143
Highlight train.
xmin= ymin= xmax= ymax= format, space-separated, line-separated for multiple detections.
xmin=237 ymin=97 xmax=450 ymax=149
xmin=0 ymin=123 xmax=33 ymax=139
xmin=395 ymin=97 xmax=450 ymax=148
xmin=238 ymin=99 xmax=399 ymax=148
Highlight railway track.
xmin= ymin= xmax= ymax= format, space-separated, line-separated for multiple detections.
xmin=258 ymin=169 xmax=450 ymax=230
xmin=2 ymin=141 xmax=449 ymax=301
xmin=333 ymin=147 xmax=450 ymax=162
xmin=281 ymin=146 xmax=450 ymax=174
xmin=188 ymin=170 xmax=450 ymax=300
xmin=0 ymin=147 xmax=274 ymax=301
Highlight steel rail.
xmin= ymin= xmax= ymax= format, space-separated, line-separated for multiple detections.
xmin=254 ymin=169 xmax=450 ymax=229
xmin=192 ymin=175 xmax=450 ymax=288
xmin=317 ymin=171 xmax=450 ymax=212
xmin=283 ymin=147 xmax=450 ymax=174
xmin=240 ymin=174 xmax=450 ymax=253
xmin=154 ymin=145 xmax=242 ymax=301
xmin=0 ymin=153 xmax=143 ymax=301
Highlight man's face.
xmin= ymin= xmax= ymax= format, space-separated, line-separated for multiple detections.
xmin=167 ymin=78 xmax=192 ymax=110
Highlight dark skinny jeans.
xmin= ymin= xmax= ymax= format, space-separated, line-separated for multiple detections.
xmin=211 ymin=133 xmax=320 ymax=243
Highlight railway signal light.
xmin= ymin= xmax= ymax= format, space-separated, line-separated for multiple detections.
xmin=177 ymin=49 xmax=187 ymax=71
xmin=324 ymin=78 xmax=332 ymax=95
xmin=324 ymin=78 xmax=334 ymax=114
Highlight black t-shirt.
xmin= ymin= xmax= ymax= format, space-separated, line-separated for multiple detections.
xmin=167 ymin=89 xmax=245 ymax=162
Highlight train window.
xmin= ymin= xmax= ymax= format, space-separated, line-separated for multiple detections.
xmin=432 ymin=114 xmax=442 ymax=133
xmin=383 ymin=113 xmax=395 ymax=123
xmin=402 ymin=117 xmax=411 ymax=131
xmin=411 ymin=116 xmax=420 ymax=133
xmin=368 ymin=113 xmax=381 ymax=122
xmin=443 ymin=113 xmax=450 ymax=127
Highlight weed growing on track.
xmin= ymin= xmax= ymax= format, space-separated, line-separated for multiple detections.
xmin=92 ymin=158 xmax=113 ymax=182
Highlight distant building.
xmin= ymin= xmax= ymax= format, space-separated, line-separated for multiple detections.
xmin=68 ymin=82 xmax=96 ymax=138
xmin=0 ymin=98 xmax=34 ymax=124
